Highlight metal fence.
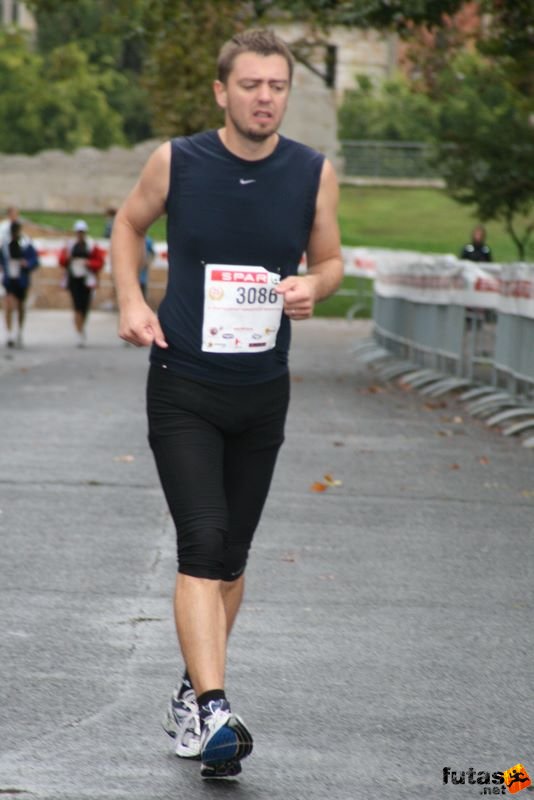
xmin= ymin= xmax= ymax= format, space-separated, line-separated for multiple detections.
xmin=372 ymin=293 xmax=534 ymax=401
xmin=373 ymin=295 xmax=467 ymax=377
xmin=340 ymin=140 xmax=439 ymax=179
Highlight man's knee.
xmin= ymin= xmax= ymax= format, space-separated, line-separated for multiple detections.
xmin=177 ymin=527 xmax=226 ymax=580
xmin=220 ymin=543 xmax=250 ymax=582
xmin=176 ymin=529 xmax=251 ymax=582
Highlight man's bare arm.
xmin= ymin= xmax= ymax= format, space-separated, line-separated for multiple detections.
xmin=277 ymin=159 xmax=343 ymax=318
xmin=111 ymin=142 xmax=170 ymax=346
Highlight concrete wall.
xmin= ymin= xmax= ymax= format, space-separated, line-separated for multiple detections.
xmin=274 ymin=22 xmax=399 ymax=104
xmin=280 ymin=63 xmax=340 ymax=167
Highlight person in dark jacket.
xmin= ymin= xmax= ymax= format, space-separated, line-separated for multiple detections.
xmin=0 ymin=221 xmax=39 ymax=348
xmin=460 ymin=225 xmax=492 ymax=262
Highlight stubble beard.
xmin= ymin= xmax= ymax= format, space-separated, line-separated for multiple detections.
xmin=229 ymin=110 xmax=280 ymax=144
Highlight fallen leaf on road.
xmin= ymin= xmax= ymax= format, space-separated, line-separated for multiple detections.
xmin=363 ymin=384 xmax=385 ymax=394
xmin=113 ymin=454 xmax=135 ymax=463
xmin=281 ymin=554 xmax=296 ymax=562
xmin=310 ymin=473 xmax=343 ymax=491
xmin=449 ymin=463 xmax=461 ymax=470
xmin=478 ymin=456 xmax=490 ymax=465
xmin=323 ymin=473 xmax=343 ymax=486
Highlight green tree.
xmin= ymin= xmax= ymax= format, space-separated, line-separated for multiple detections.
xmin=478 ymin=0 xmax=533 ymax=96
xmin=18 ymin=0 xmax=482 ymax=144
xmin=140 ymin=0 xmax=250 ymax=137
xmin=433 ymin=53 xmax=533 ymax=260
xmin=334 ymin=2 xmax=532 ymax=260
xmin=338 ymin=74 xmax=438 ymax=141
xmin=26 ymin=0 xmax=153 ymax=144
xmin=0 ymin=30 xmax=125 ymax=153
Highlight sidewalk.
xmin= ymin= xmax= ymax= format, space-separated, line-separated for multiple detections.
xmin=0 ymin=311 xmax=532 ymax=800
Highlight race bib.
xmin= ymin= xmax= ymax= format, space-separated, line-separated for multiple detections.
xmin=8 ymin=259 xmax=21 ymax=280
xmin=71 ymin=257 xmax=88 ymax=278
xmin=202 ymin=264 xmax=283 ymax=354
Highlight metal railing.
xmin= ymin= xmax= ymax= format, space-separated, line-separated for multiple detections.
xmin=370 ymin=261 xmax=534 ymax=401
xmin=340 ymin=140 xmax=439 ymax=179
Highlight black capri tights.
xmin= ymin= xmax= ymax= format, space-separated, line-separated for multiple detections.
xmin=147 ymin=365 xmax=289 ymax=582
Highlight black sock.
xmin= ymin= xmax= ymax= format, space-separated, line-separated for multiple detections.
xmin=197 ymin=689 xmax=227 ymax=723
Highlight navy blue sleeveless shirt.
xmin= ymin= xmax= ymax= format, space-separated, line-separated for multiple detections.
xmin=150 ymin=130 xmax=324 ymax=385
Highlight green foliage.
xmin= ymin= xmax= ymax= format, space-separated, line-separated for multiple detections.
xmin=338 ymin=74 xmax=438 ymax=142
xmin=140 ymin=0 xmax=244 ymax=137
xmin=311 ymin=0 xmax=465 ymax=28
xmin=478 ymin=0 xmax=533 ymax=96
xmin=0 ymin=30 xmax=125 ymax=153
xmin=432 ymin=53 xmax=533 ymax=260
xmin=25 ymin=0 xmax=153 ymax=144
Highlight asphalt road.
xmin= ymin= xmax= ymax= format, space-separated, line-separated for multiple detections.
xmin=0 ymin=311 xmax=532 ymax=800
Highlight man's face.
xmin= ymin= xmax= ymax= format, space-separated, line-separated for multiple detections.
xmin=214 ymin=52 xmax=290 ymax=142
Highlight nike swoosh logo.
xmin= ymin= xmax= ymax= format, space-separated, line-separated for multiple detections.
xmin=239 ymin=179 xmax=256 ymax=185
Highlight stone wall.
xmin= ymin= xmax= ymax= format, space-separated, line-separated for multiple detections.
xmin=0 ymin=140 xmax=164 ymax=214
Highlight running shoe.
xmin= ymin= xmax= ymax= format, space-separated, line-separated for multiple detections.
xmin=161 ymin=686 xmax=201 ymax=759
xmin=199 ymin=699 xmax=253 ymax=780
xmin=201 ymin=759 xmax=242 ymax=780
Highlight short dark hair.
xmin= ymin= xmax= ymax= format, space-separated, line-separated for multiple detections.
xmin=217 ymin=29 xmax=294 ymax=85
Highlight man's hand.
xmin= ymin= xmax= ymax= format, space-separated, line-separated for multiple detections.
xmin=276 ymin=274 xmax=318 ymax=320
xmin=118 ymin=302 xmax=168 ymax=348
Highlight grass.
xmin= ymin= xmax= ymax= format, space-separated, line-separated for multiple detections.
xmin=338 ymin=185 xmax=529 ymax=263
xmin=21 ymin=186 xmax=531 ymax=317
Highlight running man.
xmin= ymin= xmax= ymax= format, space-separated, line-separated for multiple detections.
xmin=0 ymin=220 xmax=39 ymax=349
xmin=111 ymin=28 xmax=343 ymax=780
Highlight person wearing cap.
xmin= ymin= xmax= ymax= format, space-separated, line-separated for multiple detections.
xmin=0 ymin=220 xmax=39 ymax=348
xmin=58 ymin=220 xmax=105 ymax=347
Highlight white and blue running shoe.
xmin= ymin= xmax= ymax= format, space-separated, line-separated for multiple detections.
xmin=199 ymin=699 xmax=253 ymax=780
xmin=161 ymin=686 xmax=201 ymax=759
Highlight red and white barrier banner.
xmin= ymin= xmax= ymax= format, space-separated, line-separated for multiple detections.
xmin=33 ymin=240 xmax=413 ymax=281
xmin=341 ymin=247 xmax=378 ymax=278
xmin=33 ymin=238 xmax=169 ymax=271
xmin=498 ymin=263 xmax=534 ymax=320
xmin=374 ymin=253 xmax=502 ymax=310
xmin=31 ymin=238 xmax=534 ymax=319
xmin=36 ymin=240 xmax=379 ymax=278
